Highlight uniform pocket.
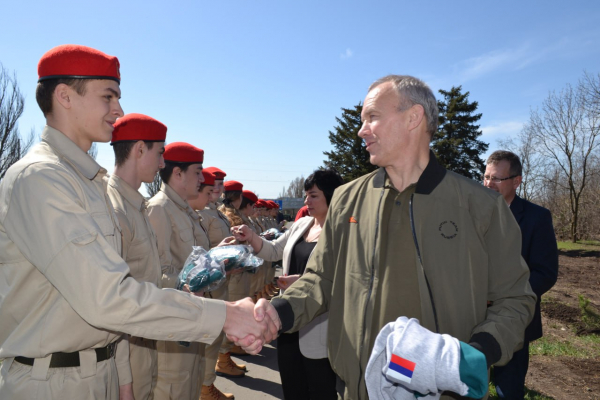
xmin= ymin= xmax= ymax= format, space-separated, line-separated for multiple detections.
xmin=178 ymin=228 xmax=193 ymax=243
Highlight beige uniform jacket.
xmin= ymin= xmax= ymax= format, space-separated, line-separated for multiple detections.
xmin=0 ymin=127 xmax=225 ymax=362
xmin=107 ymin=175 xmax=162 ymax=287
xmin=199 ymin=202 xmax=231 ymax=249
xmin=107 ymin=174 xmax=163 ymax=388
xmin=147 ymin=183 xmax=211 ymax=289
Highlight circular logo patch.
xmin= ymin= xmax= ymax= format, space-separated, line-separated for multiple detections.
xmin=439 ymin=220 xmax=458 ymax=239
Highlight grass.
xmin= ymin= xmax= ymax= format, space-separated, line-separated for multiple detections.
xmin=529 ymin=333 xmax=600 ymax=358
xmin=557 ymin=240 xmax=600 ymax=253
xmin=488 ymin=383 xmax=555 ymax=399
xmin=579 ymin=294 xmax=600 ymax=331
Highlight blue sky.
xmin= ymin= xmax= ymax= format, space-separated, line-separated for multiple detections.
xmin=2 ymin=1 xmax=599 ymax=198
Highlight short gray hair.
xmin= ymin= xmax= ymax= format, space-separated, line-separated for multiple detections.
xmin=369 ymin=75 xmax=439 ymax=138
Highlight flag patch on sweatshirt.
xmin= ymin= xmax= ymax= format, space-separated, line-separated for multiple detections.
xmin=386 ymin=354 xmax=416 ymax=384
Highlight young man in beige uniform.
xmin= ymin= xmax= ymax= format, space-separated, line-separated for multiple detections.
xmin=200 ymin=168 xmax=249 ymax=387
xmin=0 ymin=45 xmax=279 ymax=400
xmin=147 ymin=142 xmax=213 ymax=400
xmin=193 ymin=170 xmax=244 ymax=399
xmin=107 ymin=113 xmax=168 ymax=400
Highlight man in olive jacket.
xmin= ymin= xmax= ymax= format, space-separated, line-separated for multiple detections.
xmin=247 ymin=75 xmax=536 ymax=400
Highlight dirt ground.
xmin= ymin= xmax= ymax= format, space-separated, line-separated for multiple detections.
xmin=524 ymin=249 xmax=600 ymax=400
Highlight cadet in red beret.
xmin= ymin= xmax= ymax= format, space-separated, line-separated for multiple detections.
xmin=204 ymin=166 xmax=226 ymax=181
xmin=107 ymin=112 xmax=167 ymax=400
xmin=2 ymin=45 xmax=281 ymax=400
xmin=204 ymin=167 xmax=226 ymax=208
xmin=147 ymin=141 xmax=213 ymax=400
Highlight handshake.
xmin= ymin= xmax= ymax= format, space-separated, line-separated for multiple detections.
xmin=222 ymin=298 xmax=281 ymax=354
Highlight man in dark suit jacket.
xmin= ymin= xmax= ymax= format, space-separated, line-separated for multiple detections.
xmin=484 ymin=150 xmax=559 ymax=399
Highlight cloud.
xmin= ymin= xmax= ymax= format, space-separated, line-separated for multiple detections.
xmin=340 ymin=48 xmax=353 ymax=60
xmin=455 ymin=38 xmax=571 ymax=83
xmin=481 ymin=120 xmax=524 ymax=141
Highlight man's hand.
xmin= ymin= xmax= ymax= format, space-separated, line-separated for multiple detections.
xmin=119 ymin=383 xmax=134 ymax=400
xmin=223 ymin=298 xmax=281 ymax=354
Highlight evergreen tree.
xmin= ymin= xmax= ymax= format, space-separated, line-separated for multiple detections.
xmin=323 ymin=103 xmax=376 ymax=182
xmin=433 ymin=86 xmax=488 ymax=180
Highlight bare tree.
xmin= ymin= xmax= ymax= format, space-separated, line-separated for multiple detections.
xmin=498 ymin=123 xmax=548 ymax=201
xmin=145 ymin=173 xmax=162 ymax=198
xmin=527 ymin=79 xmax=600 ymax=242
xmin=278 ymin=175 xmax=305 ymax=198
xmin=0 ymin=64 xmax=34 ymax=180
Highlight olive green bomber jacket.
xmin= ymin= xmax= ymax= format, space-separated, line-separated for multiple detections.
xmin=272 ymin=153 xmax=536 ymax=400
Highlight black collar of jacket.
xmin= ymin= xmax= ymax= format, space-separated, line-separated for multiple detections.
xmin=372 ymin=150 xmax=446 ymax=194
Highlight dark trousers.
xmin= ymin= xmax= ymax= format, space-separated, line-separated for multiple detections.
xmin=277 ymin=331 xmax=338 ymax=400
xmin=493 ymin=340 xmax=530 ymax=400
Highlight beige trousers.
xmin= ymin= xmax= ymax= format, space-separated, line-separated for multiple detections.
xmin=0 ymin=355 xmax=118 ymax=399
xmin=154 ymin=340 xmax=205 ymax=400
xmin=203 ymin=283 xmax=229 ymax=386
xmin=129 ymin=336 xmax=158 ymax=400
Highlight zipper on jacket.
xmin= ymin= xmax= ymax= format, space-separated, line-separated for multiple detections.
xmin=357 ymin=186 xmax=386 ymax=390
xmin=409 ymin=193 xmax=440 ymax=333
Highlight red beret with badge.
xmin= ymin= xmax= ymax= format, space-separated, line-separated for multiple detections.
xmin=242 ymin=190 xmax=258 ymax=203
xmin=224 ymin=180 xmax=243 ymax=192
xmin=163 ymin=142 xmax=204 ymax=163
xmin=267 ymin=200 xmax=279 ymax=209
xmin=204 ymin=166 xmax=226 ymax=180
xmin=38 ymin=44 xmax=121 ymax=83
xmin=202 ymin=170 xmax=216 ymax=186
xmin=111 ymin=113 xmax=167 ymax=144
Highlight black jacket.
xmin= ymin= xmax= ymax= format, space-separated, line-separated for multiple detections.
xmin=510 ymin=195 xmax=559 ymax=341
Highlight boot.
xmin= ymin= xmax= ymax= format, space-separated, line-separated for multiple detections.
xmin=201 ymin=384 xmax=235 ymax=400
xmin=230 ymin=345 xmax=249 ymax=356
xmin=216 ymin=352 xmax=246 ymax=378
xmin=220 ymin=351 xmax=247 ymax=371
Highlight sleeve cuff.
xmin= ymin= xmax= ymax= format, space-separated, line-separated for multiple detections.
xmin=196 ymin=297 xmax=227 ymax=344
xmin=271 ymin=298 xmax=294 ymax=333
xmin=468 ymin=332 xmax=501 ymax=368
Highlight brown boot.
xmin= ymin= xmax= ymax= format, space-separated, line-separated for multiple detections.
xmin=201 ymin=384 xmax=235 ymax=399
xmin=230 ymin=345 xmax=249 ymax=356
xmin=216 ymin=352 xmax=246 ymax=378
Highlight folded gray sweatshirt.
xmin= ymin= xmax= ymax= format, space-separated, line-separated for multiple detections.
xmin=366 ymin=317 xmax=487 ymax=399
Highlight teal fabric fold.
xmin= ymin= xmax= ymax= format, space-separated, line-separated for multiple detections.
xmin=459 ymin=342 xmax=489 ymax=399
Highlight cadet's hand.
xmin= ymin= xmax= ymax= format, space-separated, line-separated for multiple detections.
xmin=231 ymin=225 xmax=252 ymax=241
xmin=119 ymin=383 xmax=134 ymax=400
xmin=218 ymin=236 xmax=237 ymax=247
xmin=277 ymin=274 xmax=300 ymax=290
xmin=182 ymin=284 xmax=204 ymax=297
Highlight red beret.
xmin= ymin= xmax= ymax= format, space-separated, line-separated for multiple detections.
xmin=243 ymin=190 xmax=258 ymax=203
xmin=111 ymin=113 xmax=167 ymax=144
xmin=202 ymin=170 xmax=216 ymax=186
xmin=204 ymin=166 xmax=226 ymax=180
xmin=267 ymin=200 xmax=279 ymax=209
xmin=38 ymin=44 xmax=121 ymax=83
xmin=163 ymin=142 xmax=204 ymax=163
xmin=254 ymin=199 xmax=268 ymax=208
xmin=224 ymin=180 xmax=243 ymax=192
